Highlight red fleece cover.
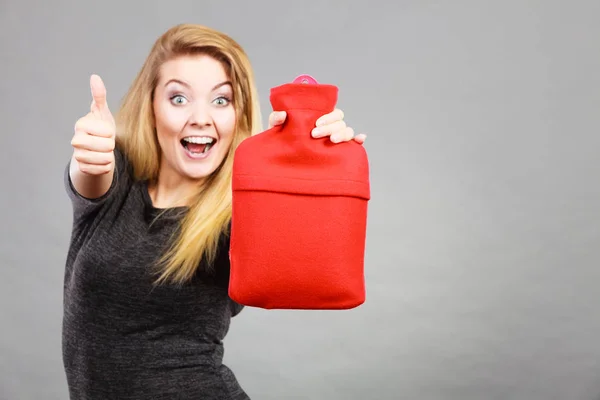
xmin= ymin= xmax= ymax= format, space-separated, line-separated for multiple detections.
xmin=229 ymin=81 xmax=370 ymax=310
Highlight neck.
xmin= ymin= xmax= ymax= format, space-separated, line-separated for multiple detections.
xmin=148 ymin=166 xmax=203 ymax=209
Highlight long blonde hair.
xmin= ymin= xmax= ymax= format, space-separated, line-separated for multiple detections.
xmin=114 ymin=24 xmax=263 ymax=285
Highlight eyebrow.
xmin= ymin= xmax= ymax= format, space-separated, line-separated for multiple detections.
xmin=164 ymin=79 xmax=232 ymax=91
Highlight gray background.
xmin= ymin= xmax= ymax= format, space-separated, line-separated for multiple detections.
xmin=1 ymin=1 xmax=599 ymax=399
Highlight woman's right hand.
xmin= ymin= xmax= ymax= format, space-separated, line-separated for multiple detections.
xmin=68 ymin=75 xmax=117 ymax=200
xmin=71 ymin=74 xmax=116 ymax=176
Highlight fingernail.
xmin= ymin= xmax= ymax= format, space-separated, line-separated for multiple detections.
xmin=311 ymin=128 xmax=320 ymax=137
xmin=316 ymin=119 xmax=325 ymax=127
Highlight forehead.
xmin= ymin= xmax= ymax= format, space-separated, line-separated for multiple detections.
xmin=157 ymin=54 xmax=229 ymax=87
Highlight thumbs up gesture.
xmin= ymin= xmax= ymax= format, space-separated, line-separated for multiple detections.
xmin=71 ymin=75 xmax=116 ymax=175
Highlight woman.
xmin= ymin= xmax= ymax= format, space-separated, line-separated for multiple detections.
xmin=63 ymin=23 xmax=366 ymax=399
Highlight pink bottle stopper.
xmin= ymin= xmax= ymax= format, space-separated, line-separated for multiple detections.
xmin=292 ymin=74 xmax=319 ymax=85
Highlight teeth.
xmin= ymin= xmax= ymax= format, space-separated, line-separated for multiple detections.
xmin=183 ymin=136 xmax=215 ymax=144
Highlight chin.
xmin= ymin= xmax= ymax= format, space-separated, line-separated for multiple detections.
xmin=181 ymin=165 xmax=217 ymax=180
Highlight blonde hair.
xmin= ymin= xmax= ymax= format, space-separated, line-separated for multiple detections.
xmin=114 ymin=23 xmax=263 ymax=285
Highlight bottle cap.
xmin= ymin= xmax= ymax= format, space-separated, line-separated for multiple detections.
xmin=292 ymin=74 xmax=318 ymax=85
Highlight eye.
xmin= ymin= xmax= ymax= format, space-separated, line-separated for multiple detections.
xmin=170 ymin=94 xmax=188 ymax=105
xmin=213 ymin=96 xmax=231 ymax=107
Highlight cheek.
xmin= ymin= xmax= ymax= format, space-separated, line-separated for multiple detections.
xmin=214 ymin=109 xmax=237 ymax=142
xmin=154 ymin=103 xmax=187 ymax=141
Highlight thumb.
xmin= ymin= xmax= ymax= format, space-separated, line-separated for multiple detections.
xmin=268 ymin=111 xmax=287 ymax=129
xmin=90 ymin=74 xmax=111 ymax=120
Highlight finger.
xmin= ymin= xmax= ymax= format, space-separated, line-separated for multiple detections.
xmin=71 ymin=131 xmax=115 ymax=153
xmin=77 ymin=161 xmax=114 ymax=176
xmin=353 ymin=133 xmax=367 ymax=144
xmin=73 ymin=148 xmax=114 ymax=165
xmin=268 ymin=111 xmax=287 ymax=129
xmin=315 ymin=108 xmax=344 ymax=127
xmin=312 ymin=120 xmax=346 ymax=138
xmin=74 ymin=116 xmax=115 ymax=138
xmin=90 ymin=74 xmax=111 ymax=119
xmin=330 ymin=127 xmax=355 ymax=143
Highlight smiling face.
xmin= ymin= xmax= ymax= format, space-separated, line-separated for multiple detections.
xmin=152 ymin=54 xmax=236 ymax=184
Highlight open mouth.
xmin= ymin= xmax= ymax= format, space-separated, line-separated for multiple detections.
xmin=180 ymin=136 xmax=216 ymax=157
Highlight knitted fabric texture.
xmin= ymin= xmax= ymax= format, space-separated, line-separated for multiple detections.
xmin=229 ymin=81 xmax=370 ymax=310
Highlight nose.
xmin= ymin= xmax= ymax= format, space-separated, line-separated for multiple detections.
xmin=189 ymin=102 xmax=212 ymax=128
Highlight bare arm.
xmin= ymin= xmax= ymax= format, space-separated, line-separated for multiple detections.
xmin=69 ymin=154 xmax=115 ymax=199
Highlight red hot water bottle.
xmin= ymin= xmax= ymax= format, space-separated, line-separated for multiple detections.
xmin=229 ymin=76 xmax=371 ymax=310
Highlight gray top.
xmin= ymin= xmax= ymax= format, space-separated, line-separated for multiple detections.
xmin=62 ymin=146 xmax=249 ymax=400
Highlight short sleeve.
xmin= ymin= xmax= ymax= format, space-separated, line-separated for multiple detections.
xmin=64 ymin=146 xmax=130 ymax=227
